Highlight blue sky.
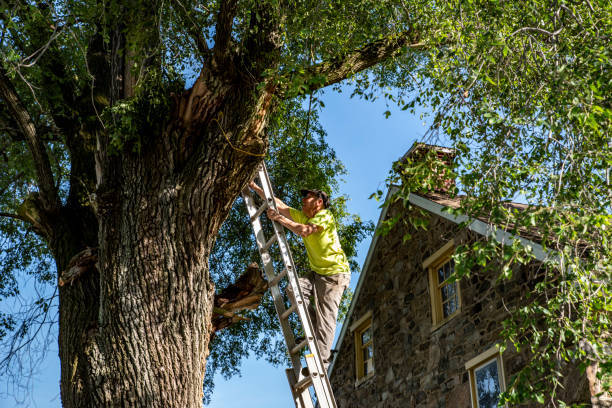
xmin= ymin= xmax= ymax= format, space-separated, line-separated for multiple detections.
xmin=1 ymin=87 xmax=431 ymax=408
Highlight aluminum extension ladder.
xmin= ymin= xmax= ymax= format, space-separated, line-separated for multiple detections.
xmin=242 ymin=163 xmax=337 ymax=408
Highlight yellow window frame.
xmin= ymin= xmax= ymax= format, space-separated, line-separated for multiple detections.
xmin=465 ymin=346 xmax=507 ymax=408
xmin=423 ymin=240 xmax=462 ymax=329
xmin=349 ymin=311 xmax=374 ymax=383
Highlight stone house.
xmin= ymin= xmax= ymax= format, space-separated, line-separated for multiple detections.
xmin=328 ymin=144 xmax=593 ymax=408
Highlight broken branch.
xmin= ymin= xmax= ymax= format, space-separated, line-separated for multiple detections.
xmin=211 ymin=262 xmax=268 ymax=334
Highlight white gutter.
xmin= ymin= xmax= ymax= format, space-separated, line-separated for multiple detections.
xmin=407 ymin=193 xmax=550 ymax=263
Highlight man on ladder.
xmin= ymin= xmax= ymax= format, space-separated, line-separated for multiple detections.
xmin=249 ymin=182 xmax=351 ymax=372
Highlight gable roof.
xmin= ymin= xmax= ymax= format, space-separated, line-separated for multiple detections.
xmin=328 ymin=189 xmax=551 ymax=375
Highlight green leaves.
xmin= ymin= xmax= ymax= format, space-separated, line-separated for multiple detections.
xmin=103 ymin=69 xmax=184 ymax=154
xmin=372 ymin=0 xmax=612 ymax=404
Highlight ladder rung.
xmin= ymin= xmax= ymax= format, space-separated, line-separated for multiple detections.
xmin=290 ymin=338 xmax=309 ymax=355
xmin=263 ymin=234 xmax=277 ymax=251
xmin=281 ymin=304 xmax=297 ymax=320
xmin=269 ymin=268 xmax=287 ymax=287
xmin=250 ymin=201 xmax=269 ymax=222
xmin=293 ymin=374 xmax=313 ymax=393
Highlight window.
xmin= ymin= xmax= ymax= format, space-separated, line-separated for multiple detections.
xmin=349 ymin=311 xmax=374 ymax=383
xmin=465 ymin=346 xmax=506 ymax=408
xmin=423 ymin=240 xmax=461 ymax=327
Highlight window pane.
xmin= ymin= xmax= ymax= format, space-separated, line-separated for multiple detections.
xmin=448 ymin=258 xmax=455 ymax=273
xmin=441 ymin=283 xmax=449 ymax=301
xmin=363 ymin=345 xmax=373 ymax=360
xmin=361 ymin=327 xmax=371 ymax=344
xmin=442 ymin=286 xmax=458 ymax=318
xmin=441 ymin=281 xmax=456 ymax=302
xmin=438 ymin=266 xmax=445 ymax=283
xmin=475 ymin=359 xmax=501 ymax=408
xmin=443 ymin=262 xmax=451 ymax=281
xmin=438 ymin=258 xmax=455 ymax=284
xmin=443 ymin=299 xmax=452 ymax=318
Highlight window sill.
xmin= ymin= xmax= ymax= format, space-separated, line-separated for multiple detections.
xmin=430 ymin=308 xmax=462 ymax=333
xmin=354 ymin=372 xmax=375 ymax=388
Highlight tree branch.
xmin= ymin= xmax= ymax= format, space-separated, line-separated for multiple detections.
xmin=59 ymin=247 xmax=98 ymax=286
xmin=212 ymin=0 xmax=238 ymax=67
xmin=0 ymin=104 xmax=62 ymax=143
xmin=172 ymin=0 xmax=211 ymax=58
xmin=0 ymin=212 xmax=30 ymax=223
xmin=0 ymin=102 xmax=24 ymax=141
xmin=285 ymin=31 xmax=424 ymax=95
xmin=510 ymin=26 xmax=564 ymax=37
xmin=212 ymin=262 xmax=268 ymax=335
xmin=0 ymin=67 xmax=59 ymax=211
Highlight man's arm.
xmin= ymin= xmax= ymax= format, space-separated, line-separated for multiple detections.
xmin=267 ymin=209 xmax=323 ymax=237
xmin=248 ymin=181 xmax=292 ymax=218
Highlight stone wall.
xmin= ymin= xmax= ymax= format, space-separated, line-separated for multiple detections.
xmin=329 ymin=201 xmax=589 ymax=408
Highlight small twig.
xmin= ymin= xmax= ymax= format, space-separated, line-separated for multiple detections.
xmin=10 ymin=66 xmax=43 ymax=110
xmin=510 ymin=26 xmax=563 ymax=37
xmin=18 ymin=25 xmax=65 ymax=69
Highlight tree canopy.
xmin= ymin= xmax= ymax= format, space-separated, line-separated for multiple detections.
xmin=0 ymin=0 xmax=610 ymax=406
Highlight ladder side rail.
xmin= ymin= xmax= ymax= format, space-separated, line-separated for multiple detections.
xmin=286 ymin=369 xmax=315 ymax=408
xmin=246 ymin=164 xmax=337 ymax=408
xmin=305 ymin=353 xmax=337 ymax=408
xmin=257 ymin=166 xmax=329 ymax=378
xmin=242 ymin=191 xmax=304 ymax=371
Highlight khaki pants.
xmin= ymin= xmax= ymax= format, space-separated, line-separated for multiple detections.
xmin=287 ymin=271 xmax=351 ymax=368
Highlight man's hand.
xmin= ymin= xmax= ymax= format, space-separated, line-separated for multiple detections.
xmin=249 ymin=180 xmax=291 ymax=218
xmin=248 ymin=180 xmax=269 ymax=203
xmin=266 ymin=208 xmax=282 ymax=222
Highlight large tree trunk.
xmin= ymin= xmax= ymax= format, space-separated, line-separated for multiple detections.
xmin=56 ymin=74 xmax=269 ymax=405
xmin=91 ymin=156 xmax=217 ymax=406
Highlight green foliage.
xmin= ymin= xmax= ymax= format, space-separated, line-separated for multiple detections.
xmin=374 ymin=1 xmax=611 ymax=405
xmin=103 ymin=69 xmax=185 ymax=154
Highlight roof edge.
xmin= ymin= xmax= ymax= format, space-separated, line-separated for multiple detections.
xmin=329 ymin=191 xmax=553 ymax=375
xmin=408 ymin=193 xmax=550 ymax=262
xmin=328 ymin=186 xmax=398 ymax=376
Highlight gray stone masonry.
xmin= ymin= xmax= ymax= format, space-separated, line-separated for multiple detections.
xmin=330 ymin=202 xmax=590 ymax=408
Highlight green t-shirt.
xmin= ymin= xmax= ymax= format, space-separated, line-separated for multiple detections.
xmin=289 ymin=207 xmax=350 ymax=276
